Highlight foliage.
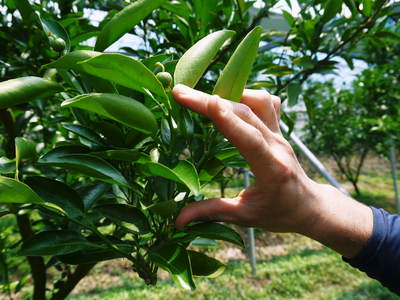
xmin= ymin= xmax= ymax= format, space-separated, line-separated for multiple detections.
xmin=0 ymin=0 xmax=398 ymax=299
xmin=303 ymin=60 xmax=400 ymax=195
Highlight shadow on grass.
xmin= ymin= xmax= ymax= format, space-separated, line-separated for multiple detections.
xmin=353 ymin=191 xmax=396 ymax=213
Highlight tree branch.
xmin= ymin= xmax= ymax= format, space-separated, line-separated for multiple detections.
xmin=16 ymin=214 xmax=46 ymax=300
xmin=0 ymin=109 xmax=16 ymax=158
xmin=50 ymin=264 xmax=95 ymax=300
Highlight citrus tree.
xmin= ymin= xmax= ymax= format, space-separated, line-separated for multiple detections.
xmin=0 ymin=0 xmax=397 ymax=299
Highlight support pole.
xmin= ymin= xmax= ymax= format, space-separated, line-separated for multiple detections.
xmin=280 ymin=121 xmax=349 ymax=196
xmin=389 ymin=145 xmax=400 ymax=213
xmin=244 ymin=170 xmax=257 ymax=276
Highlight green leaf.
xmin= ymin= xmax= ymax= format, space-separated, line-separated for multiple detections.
xmin=184 ymin=222 xmax=244 ymax=247
xmin=77 ymin=53 xmax=166 ymax=98
xmin=0 ymin=77 xmax=62 ymax=109
xmin=61 ymin=93 xmax=158 ymax=135
xmin=321 ymin=0 xmax=343 ymax=23
xmin=188 ymin=250 xmax=226 ymax=278
xmin=0 ymin=157 xmax=16 ymax=174
xmin=281 ymin=111 xmax=295 ymax=136
xmin=95 ymin=0 xmax=166 ymax=51
xmin=213 ymin=26 xmax=262 ymax=102
xmin=14 ymin=0 xmax=36 ymax=23
xmin=174 ymin=30 xmax=235 ymax=88
xmin=58 ymin=242 xmax=132 ymax=264
xmin=38 ymin=146 xmax=129 ymax=186
xmin=80 ymin=182 xmax=110 ymax=211
xmin=15 ymin=137 xmax=36 ymax=171
xmin=199 ymin=159 xmax=224 ymax=182
xmin=63 ymin=124 xmax=105 ymax=146
xmin=19 ymin=230 xmax=101 ymax=256
xmin=362 ymin=0 xmax=372 ymax=16
xmin=282 ymin=10 xmax=295 ymax=26
xmin=140 ymin=160 xmax=200 ymax=196
xmin=214 ymin=147 xmax=240 ymax=161
xmin=40 ymin=17 xmax=71 ymax=52
xmin=25 ymin=176 xmax=84 ymax=218
xmin=92 ymin=149 xmax=145 ymax=162
xmin=190 ymin=238 xmax=219 ymax=247
xmin=148 ymin=200 xmax=177 ymax=218
xmin=0 ymin=176 xmax=43 ymax=204
xmin=150 ymin=243 xmax=195 ymax=290
xmin=95 ymin=204 xmax=150 ymax=234
xmin=43 ymin=50 xmax=100 ymax=71
xmin=287 ymin=82 xmax=302 ymax=107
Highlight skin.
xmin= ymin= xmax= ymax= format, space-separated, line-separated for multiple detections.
xmin=172 ymin=84 xmax=373 ymax=259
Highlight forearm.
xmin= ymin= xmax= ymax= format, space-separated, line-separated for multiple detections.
xmin=298 ymin=182 xmax=373 ymax=259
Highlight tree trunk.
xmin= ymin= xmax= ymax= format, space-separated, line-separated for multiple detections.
xmin=50 ymin=264 xmax=95 ymax=300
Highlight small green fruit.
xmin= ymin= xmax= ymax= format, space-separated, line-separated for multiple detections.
xmin=50 ymin=37 xmax=66 ymax=52
xmin=156 ymin=72 xmax=173 ymax=89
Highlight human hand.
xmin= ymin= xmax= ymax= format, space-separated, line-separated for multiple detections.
xmin=172 ymin=84 xmax=319 ymax=232
xmin=172 ymin=84 xmax=373 ymax=258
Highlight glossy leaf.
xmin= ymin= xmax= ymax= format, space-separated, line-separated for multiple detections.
xmin=26 ymin=176 xmax=84 ymax=218
xmin=19 ymin=230 xmax=100 ymax=256
xmin=140 ymin=160 xmax=200 ymax=196
xmin=362 ymin=0 xmax=372 ymax=16
xmin=148 ymin=200 xmax=177 ymax=218
xmin=92 ymin=149 xmax=146 ymax=162
xmin=0 ymin=176 xmax=43 ymax=204
xmin=14 ymin=0 xmax=36 ymax=23
xmin=150 ymin=243 xmax=195 ymax=290
xmin=40 ymin=17 xmax=71 ymax=51
xmin=213 ymin=26 xmax=262 ymax=102
xmin=80 ymin=182 xmax=110 ymax=211
xmin=43 ymin=50 xmax=100 ymax=71
xmin=15 ymin=137 xmax=36 ymax=171
xmin=58 ymin=243 xmax=132 ymax=264
xmin=321 ymin=0 xmax=343 ymax=23
xmin=95 ymin=204 xmax=150 ymax=234
xmin=61 ymin=93 xmax=158 ymax=135
xmin=184 ymin=222 xmax=244 ymax=247
xmin=287 ymin=82 xmax=302 ymax=107
xmin=77 ymin=53 xmax=166 ymax=98
xmin=190 ymin=238 xmax=219 ymax=247
xmin=38 ymin=146 xmax=129 ymax=186
xmin=0 ymin=157 xmax=16 ymax=174
xmin=188 ymin=250 xmax=226 ymax=278
xmin=63 ymin=124 xmax=105 ymax=146
xmin=0 ymin=77 xmax=62 ymax=109
xmin=95 ymin=0 xmax=166 ymax=51
xmin=199 ymin=159 xmax=224 ymax=182
xmin=174 ymin=30 xmax=235 ymax=88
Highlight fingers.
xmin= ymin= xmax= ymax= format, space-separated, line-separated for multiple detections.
xmin=241 ymin=89 xmax=281 ymax=133
xmin=175 ymin=197 xmax=240 ymax=228
xmin=172 ymin=84 xmax=271 ymax=142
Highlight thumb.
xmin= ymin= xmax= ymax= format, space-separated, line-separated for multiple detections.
xmin=175 ymin=197 xmax=240 ymax=229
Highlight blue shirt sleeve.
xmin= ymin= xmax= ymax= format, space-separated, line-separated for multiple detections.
xmin=343 ymin=206 xmax=400 ymax=295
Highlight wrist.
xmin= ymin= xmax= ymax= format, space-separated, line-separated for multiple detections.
xmin=296 ymin=182 xmax=373 ymax=258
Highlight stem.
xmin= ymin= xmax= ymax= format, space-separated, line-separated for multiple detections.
xmin=0 ymin=109 xmax=16 ymax=159
xmin=16 ymin=214 xmax=46 ymax=300
xmin=50 ymin=264 xmax=95 ymax=300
